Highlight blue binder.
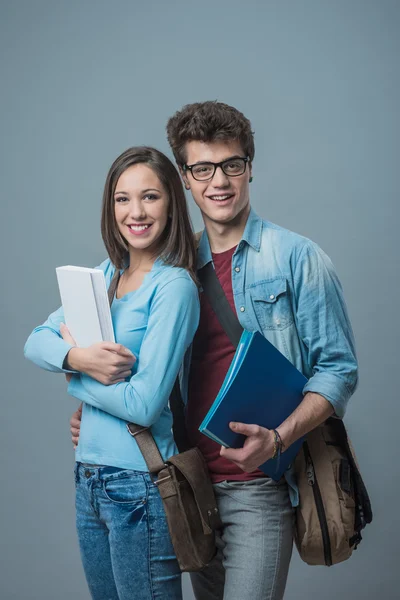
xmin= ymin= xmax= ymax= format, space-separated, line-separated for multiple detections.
xmin=199 ymin=330 xmax=307 ymax=480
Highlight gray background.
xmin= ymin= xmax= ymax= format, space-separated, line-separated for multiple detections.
xmin=1 ymin=0 xmax=398 ymax=598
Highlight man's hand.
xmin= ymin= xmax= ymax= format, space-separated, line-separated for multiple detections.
xmin=219 ymin=422 xmax=276 ymax=473
xmin=70 ymin=403 xmax=82 ymax=449
xmin=60 ymin=323 xmax=136 ymax=385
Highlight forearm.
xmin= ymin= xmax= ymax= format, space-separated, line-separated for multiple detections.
xmin=276 ymin=391 xmax=334 ymax=449
xmin=24 ymin=328 xmax=75 ymax=373
xmin=68 ymin=375 xmax=158 ymax=425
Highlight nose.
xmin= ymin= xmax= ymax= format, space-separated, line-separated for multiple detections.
xmin=211 ymin=165 xmax=230 ymax=187
xmin=128 ymin=199 xmax=146 ymax=220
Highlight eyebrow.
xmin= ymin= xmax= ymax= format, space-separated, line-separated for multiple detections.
xmin=114 ymin=188 xmax=161 ymax=196
xmin=189 ymin=155 xmax=244 ymax=166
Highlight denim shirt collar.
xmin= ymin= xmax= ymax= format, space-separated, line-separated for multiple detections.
xmin=197 ymin=207 xmax=263 ymax=270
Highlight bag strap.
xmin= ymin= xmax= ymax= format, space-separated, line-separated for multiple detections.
xmin=197 ymin=261 xmax=243 ymax=348
xmin=107 ymin=268 xmax=191 ymax=474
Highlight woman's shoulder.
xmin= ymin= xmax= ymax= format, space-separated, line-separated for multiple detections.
xmin=152 ymin=262 xmax=197 ymax=294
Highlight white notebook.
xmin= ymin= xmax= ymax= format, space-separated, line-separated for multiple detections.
xmin=56 ymin=266 xmax=115 ymax=347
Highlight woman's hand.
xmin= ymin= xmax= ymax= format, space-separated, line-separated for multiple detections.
xmin=60 ymin=323 xmax=136 ymax=385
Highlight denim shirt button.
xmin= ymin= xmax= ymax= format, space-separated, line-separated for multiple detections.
xmin=240 ymin=306 xmax=245 ymax=312
xmin=85 ymin=470 xmax=91 ymax=478
xmin=270 ymin=294 xmax=275 ymax=300
xmin=235 ymin=267 xmax=240 ymax=273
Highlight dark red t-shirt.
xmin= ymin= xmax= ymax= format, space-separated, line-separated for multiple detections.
xmin=186 ymin=246 xmax=265 ymax=483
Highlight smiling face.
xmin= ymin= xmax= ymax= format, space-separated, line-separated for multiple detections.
xmin=182 ymin=139 xmax=252 ymax=230
xmin=114 ymin=163 xmax=169 ymax=262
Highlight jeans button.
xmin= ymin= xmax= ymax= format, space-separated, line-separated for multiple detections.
xmin=85 ymin=470 xmax=91 ymax=478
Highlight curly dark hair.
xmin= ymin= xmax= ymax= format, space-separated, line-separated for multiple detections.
xmin=166 ymin=101 xmax=255 ymax=167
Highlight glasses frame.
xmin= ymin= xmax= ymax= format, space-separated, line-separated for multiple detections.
xmin=182 ymin=156 xmax=250 ymax=182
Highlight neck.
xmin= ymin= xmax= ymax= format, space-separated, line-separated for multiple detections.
xmin=204 ymin=203 xmax=250 ymax=253
xmin=127 ymin=249 xmax=155 ymax=274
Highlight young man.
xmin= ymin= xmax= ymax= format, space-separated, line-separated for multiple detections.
xmin=69 ymin=102 xmax=358 ymax=599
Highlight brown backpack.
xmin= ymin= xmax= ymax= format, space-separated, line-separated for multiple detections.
xmin=294 ymin=417 xmax=372 ymax=566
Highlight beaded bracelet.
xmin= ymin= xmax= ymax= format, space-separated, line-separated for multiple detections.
xmin=271 ymin=429 xmax=285 ymax=471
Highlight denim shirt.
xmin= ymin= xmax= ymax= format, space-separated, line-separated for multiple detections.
xmin=181 ymin=208 xmax=358 ymax=506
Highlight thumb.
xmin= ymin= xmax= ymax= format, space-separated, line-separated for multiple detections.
xmin=60 ymin=323 xmax=76 ymax=345
xmin=229 ymin=422 xmax=260 ymax=437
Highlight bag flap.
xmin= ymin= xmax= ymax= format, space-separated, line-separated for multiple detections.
xmin=167 ymin=448 xmax=222 ymax=534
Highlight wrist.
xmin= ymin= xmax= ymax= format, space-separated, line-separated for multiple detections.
xmin=271 ymin=428 xmax=285 ymax=459
xmin=66 ymin=347 xmax=86 ymax=372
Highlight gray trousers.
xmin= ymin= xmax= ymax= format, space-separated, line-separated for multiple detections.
xmin=190 ymin=477 xmax=294 ymax=600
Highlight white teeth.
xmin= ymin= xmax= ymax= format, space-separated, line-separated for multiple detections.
xmin=129 ymin=225 xmax=150 ymax=231
xmin=210 ymin=195 xmax=231 ymax=201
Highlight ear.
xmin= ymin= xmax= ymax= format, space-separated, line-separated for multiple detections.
xmin=179 ymin=166 xmax=191 ymax=190
xmin=248 ymin=162 xmax=253 ymax=183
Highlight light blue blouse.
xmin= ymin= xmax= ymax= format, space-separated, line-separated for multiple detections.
xmin=24 ymin=258 xmax=200 ymax=471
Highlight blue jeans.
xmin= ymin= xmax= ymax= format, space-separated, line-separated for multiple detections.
xmin=74 ymin=463 xmax=182 ymax=600
xmin=190 ymin=478 xmax=294 ymax=600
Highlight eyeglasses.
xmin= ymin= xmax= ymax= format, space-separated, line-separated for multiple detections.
xmin=183 ymin=156 xmax=249 ymax=182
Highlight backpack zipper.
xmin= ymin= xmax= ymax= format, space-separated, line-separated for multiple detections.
xmin=303 ymin=442 xmax=333 ymax=566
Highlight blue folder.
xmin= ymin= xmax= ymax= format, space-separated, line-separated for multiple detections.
xmin=199 ymin=330 xmax=307 ymax=481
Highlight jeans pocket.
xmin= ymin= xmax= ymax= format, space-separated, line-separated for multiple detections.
xmin=103 ymin=473 xmax=147 ymax=505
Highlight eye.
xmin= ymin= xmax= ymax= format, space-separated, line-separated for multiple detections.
xmin=115 ymin=196 xmax=129 ymax=203
xmin=224 ymin=160 xmax=243 ymax=173
xmin=192 ymin=164 xmax=213 ymax=176
xmin=143 ymin=193 xmax=159 ymax=201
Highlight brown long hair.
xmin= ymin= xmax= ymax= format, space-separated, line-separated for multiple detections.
xmin=101 ymin=146 xmax=196 ymax=279
xmin=166 ymin=101 xmax=255 ymax=167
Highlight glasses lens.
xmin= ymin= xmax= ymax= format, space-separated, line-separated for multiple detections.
xmin=222 ymin=158 xmax=246 ymax=176
xmin=191 ymin=163 xmax=215 ymax=181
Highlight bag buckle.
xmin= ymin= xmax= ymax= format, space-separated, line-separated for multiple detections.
xmin=155 ymin=474 xmax=172 ymax=486
xmin=126 ymin=424 xmax=149 ymax=438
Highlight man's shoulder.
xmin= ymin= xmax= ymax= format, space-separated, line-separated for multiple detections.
xmin=259 ymin=218 xmax=317 ymax=256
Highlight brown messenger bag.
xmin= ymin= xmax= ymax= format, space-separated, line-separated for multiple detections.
xmin=108 ymin=268 xmax=221 ymax=572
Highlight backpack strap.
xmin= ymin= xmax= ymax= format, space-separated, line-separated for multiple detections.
xmin=197 ymin=261 xmax=243 ymax=348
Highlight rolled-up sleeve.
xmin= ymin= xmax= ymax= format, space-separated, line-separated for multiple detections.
xmin=68 ymin=276 xmax=200 ymax=426
xmin=293 ymin=242 xmax=358 ymax=417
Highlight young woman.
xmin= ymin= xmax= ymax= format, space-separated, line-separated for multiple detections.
xmin=24 ymin=147 xmax=200 ymax=600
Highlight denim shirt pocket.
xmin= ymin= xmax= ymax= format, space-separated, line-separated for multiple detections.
xmin=248 ymin=277 xmax=294 ymax=331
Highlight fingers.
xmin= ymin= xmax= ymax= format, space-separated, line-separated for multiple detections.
xmin=219 ymin=446 xmax=256 ymax=473
xmin=70 ymin=406 xmax=82 ymax=429
xmin=101 ymin=342 xmax=134 ymax=357
xmin=117 ymin=370 xmax=132 ymax=380
xmin=60 ymin=323 xmax=77 ymax=345
xmin=229 ymin=422 xmax=261 ymax=436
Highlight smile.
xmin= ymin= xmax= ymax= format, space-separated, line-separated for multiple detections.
xmin=207 ymin=194 xmax=234 ymax=202
xmin=127 ymin=224 xmax=153 ymax=235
